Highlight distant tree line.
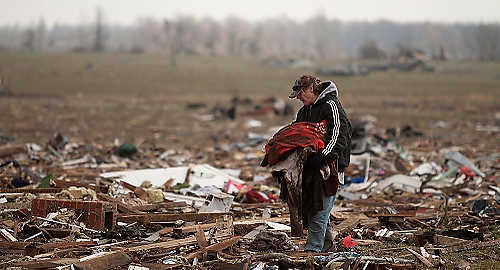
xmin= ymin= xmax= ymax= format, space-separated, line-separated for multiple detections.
xmin=0 ymin=13 xmax=499 ymax=61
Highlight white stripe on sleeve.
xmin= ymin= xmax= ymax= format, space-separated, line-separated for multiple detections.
xmin=322 ymin=100 xmax=340 ymax=156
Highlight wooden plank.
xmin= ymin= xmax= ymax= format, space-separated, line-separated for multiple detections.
xmin=74 ymin=251 xmax=131 ymax=270
xmin=0 ymin=241 xmax=32 ymax=253
xmin=406 ymin=217 xmax=432 ymax=228
xmin=370 ymin=213 xmax=416 ymax=218
xmin=335 ymin=216 xmax=361 ymax=235
xmin=195 ymin=226 xmax=208 ymax=249
xmin=406 ymin=247 xmax=433 ymax=267
xmin=187 ymin=236 xmax=241 ymax=260
xmin=173 ymin=216 xmax=232 ymax=234
xmin=435 ymin=234 xmax=470 ymax=246
xmin=127 ymin=236 xmax=197 ymax=252
xmin=138 ymin=263 xmax=182 ymax=270
xmin=174 ymin=222 xmax=218 ymax=234
xmin=0 ymin=144 xmax=26 ymax=158
xmin=233 ymin=216 xmax=289 ymax=225
xmin=132 ymin=201 xmax=187 ymax=211
xmin=37 ymin=241 xmax=96 ymax=252
xmin=0 ymin=229 xmax=17 ymax=242
xmin=97 ymin=193 xmax=142 ymax=214
xmin=11 ymin=259 xmax=79 ymax=268
xmin=120 ymin=181 xmax=148 ymax=200
xmin=158 ymin=227 xmax=173 ymax=235
xmin=118 ymin=212 xmax=226 ymax=223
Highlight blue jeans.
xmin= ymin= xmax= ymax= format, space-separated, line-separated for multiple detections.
xmin=305 ymin=192 xmax=336 ymax=252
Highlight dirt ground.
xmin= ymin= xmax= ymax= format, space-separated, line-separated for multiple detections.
xmin=0 ymin=53 xmax=499 ymax=148
xmin=0 ymin=53 xmax=499 ymax=269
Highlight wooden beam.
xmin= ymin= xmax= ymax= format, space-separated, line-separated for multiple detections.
xmin=73 ymin=251 xmax=131 ymax=270
xmin=132 ymin=201 xmax=187 ymax=211
xmin=118 ymin=212 xmax=226 ymax=224
xmin=187 ymin=236 xmax=241 ymax=260
xmin=406 ymin=247 xmax=433 ymax=267
xmin=127 ymin=236 xmax=196 ymax=252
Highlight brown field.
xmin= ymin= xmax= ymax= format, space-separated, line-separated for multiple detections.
xmin=0 ymin=53 xmax=500 ymax=268
xmin=1 ymin=53 xmax=499 ymax=150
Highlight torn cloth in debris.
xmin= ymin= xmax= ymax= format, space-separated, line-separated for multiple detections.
xmin=271 ymin=149 xmax=309 ymax=233
xmin=248 ymin=230 xmax=298 ymax=252
xmin=262 ymin=120 xmax=326 ymax=166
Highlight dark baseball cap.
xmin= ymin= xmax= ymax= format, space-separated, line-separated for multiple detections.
xmin=289 ymin=75 xmax=319 ymax=98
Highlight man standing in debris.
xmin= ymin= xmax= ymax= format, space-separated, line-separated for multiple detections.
xmin=289 ymin=75 xmax=352 ymax=252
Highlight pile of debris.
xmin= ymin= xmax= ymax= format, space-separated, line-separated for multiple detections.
xmin=0 ymin=114 xmax=499 ymax=269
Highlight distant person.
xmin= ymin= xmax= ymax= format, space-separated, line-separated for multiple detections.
xmin=263 ymin=75 xmax=351 ymax=252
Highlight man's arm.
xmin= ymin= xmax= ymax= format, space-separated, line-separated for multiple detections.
xmin=321 ymin=100 xmax=341 ymax=164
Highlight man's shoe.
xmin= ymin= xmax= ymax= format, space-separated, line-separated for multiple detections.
xmin=322 ymin=239 xmax=336 ymax=252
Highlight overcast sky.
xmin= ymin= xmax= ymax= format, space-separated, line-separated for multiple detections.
xmin=2 ymin=0 xmax=499 ymax=26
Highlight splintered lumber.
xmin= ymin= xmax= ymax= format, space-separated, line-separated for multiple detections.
xmin=435 ymin=234 xmax=470 ymax=246
xmin=406 ymin=217 xmax=433 ymax=228
xmin=117 ymin=212 xmax=226 ymax=223
xmin=351 ymin=239 xmax=382 ymax=245
xmin=0 ymin=188 xmax=63 ymax=194
xmin=232 ymin=202 xmax=286 ymax=209
xmin=97 ymin=193 xmax=142 ymax=214
xmin=0 ymin=229 xmax=17 ymax=242
xmin=10 ymin=258 xmax=80 ymax=269
xmin=406 ymin=248 xmax=433 ymax=267
xmin=334 ymin=216 xmax=362 ymax=236
xmin=37 ymin=241 xmax=96 ymax=252
xmin=0 ymin=241 xmax=33 ymax=255
xmin=120 ymin=181 xmax=147 ymax=200
xmin=127 ymin=233 xmax=233 ymax=253
xmin=73 ymin=251 xmax=131 ymax=270
xmin=370 ymin=212 xmax=416 ymax=218
xmin=233 ymin=216 xmax=290 ymax=233
xmin=175 ymin=222 xmax=218 ymax=234
xmin=195 ymin=227 xmax=209 ymax=249
xmin=233 ymin=216 xmax=289 ymax=226
xmin=187 ymin=236 xmax=241 ymax=260
xmin=0 ymin=144 xmax=26 ymax=158
xmin=174 ymin=216 xmax=233 ymax=234
xmin=136 ymin=263 xmax=181 ymax=269
xmin=127 ymin=236 xmax=197 ymax=252
xmin=132 ymin=201 xmax=187 ymax=211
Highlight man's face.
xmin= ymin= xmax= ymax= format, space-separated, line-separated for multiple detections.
xmin=297 ymin=84 xmax=317 ymax=106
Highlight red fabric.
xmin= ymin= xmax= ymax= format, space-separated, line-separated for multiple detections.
xmin=324 ymin=160 xmax=339 ymax=196
xmin=245 ymin=190 xmax=278 ymax=203
xmin=460 ymin=166 xmax=475 ymax=178
xmin=265 ymin=121 xmax=327 ymax=166
xmin=342 ymin=234 xmax=357 ymax=248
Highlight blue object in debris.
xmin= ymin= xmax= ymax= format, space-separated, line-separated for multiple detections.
xmin=351 ymin=177 xmax=365 ymax=183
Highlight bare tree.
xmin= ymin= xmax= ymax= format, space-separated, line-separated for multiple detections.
xmin=358 ymin=40 xmax=386 ymax=59
xmin=475 ymin=24 xmax=500 ymax=61
xmin=94 ymin=7 xmax=106 ymax=52
xmin=36 ymin=18 xmax=46 ymax=51
xmin=22 ymin=29 xmax=35 ymax=52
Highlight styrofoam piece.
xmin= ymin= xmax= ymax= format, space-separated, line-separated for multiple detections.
xmin=100 ymin=164 xmax=245 ymax=189
xmin=375 ymin=174 xmax=421 ymax=193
